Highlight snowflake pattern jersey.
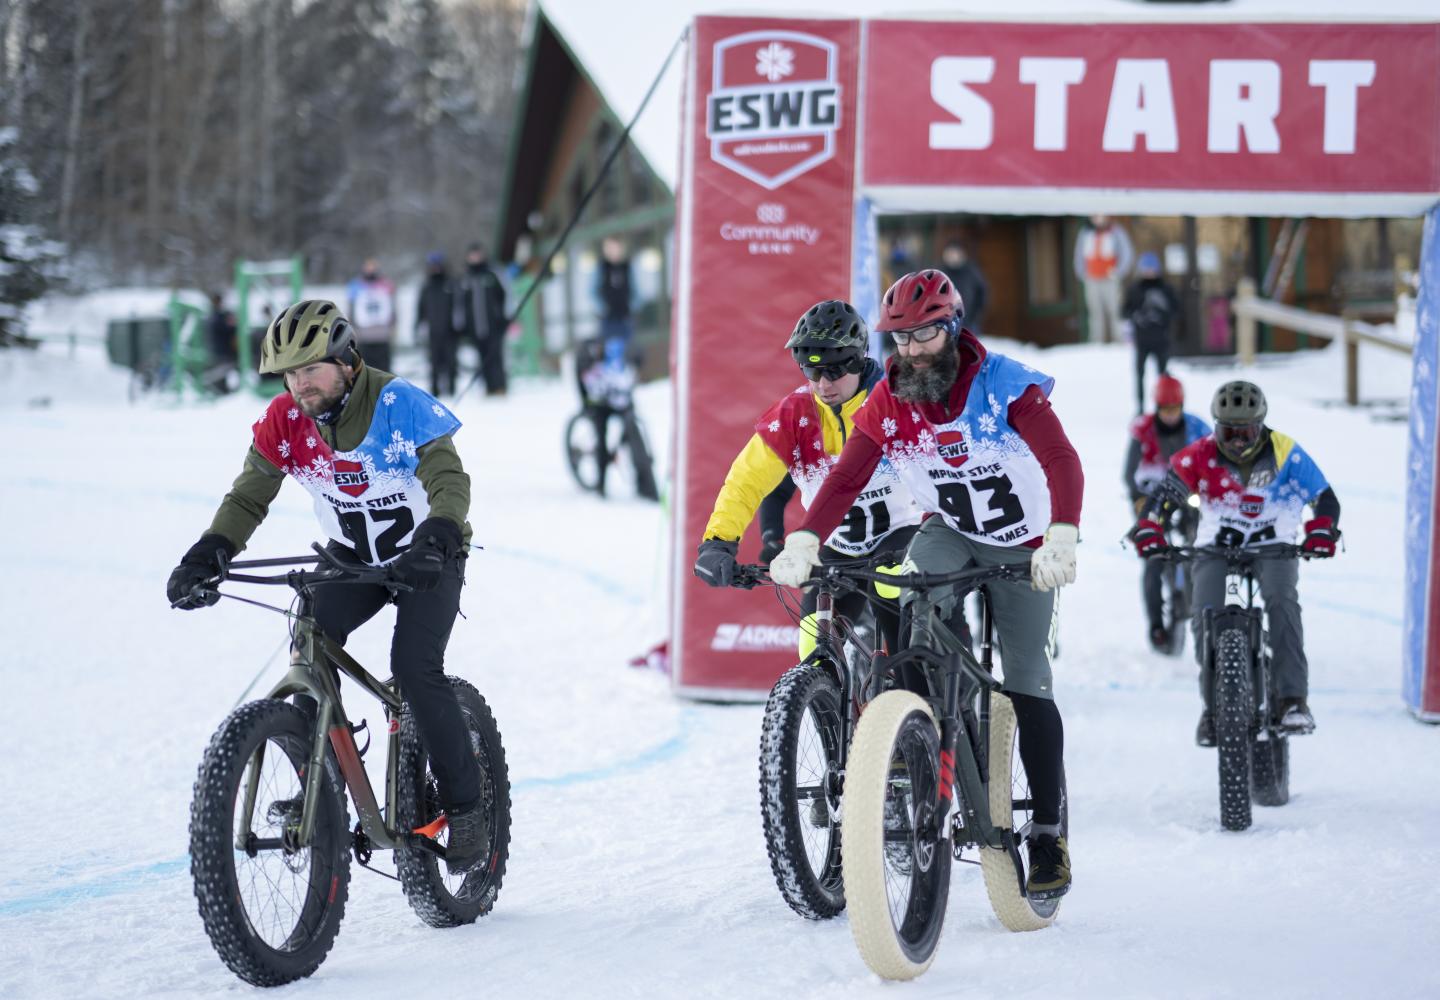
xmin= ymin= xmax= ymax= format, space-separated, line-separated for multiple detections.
xmin=1170 ymin=432 xmax=1330 ymax=547
xmin=252 ymin=381 xmax=461 ymax=565
xmin=853 ymin=353 xmax=1056 ymax=547
xmin=1130 ymin=412 xmax=1211 ymax=494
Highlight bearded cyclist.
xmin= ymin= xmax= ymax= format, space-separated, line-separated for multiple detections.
xmin=165 ymin=299 xmax=490 ymax=874
xmin=1130 ymin=380 xmax=1341 ymax=744
xmin=769 ymin=271 xmax=1083 ymax=900
xmin=694 ymin=299 xmax=922 ymax=660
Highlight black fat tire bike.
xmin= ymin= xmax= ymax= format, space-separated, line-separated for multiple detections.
xmin=184 ymin=546 xmax=511 ymax=987
xmin=564 ymin=404 xmax=660 ymax=501
xmin=1160 ymin=543 xmax=1316 ymax=832
xmin=741 ymin=561 xmax=1065 ymax=980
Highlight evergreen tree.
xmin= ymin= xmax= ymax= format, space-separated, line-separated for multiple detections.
xmin=0 ymin=128 xmax=63 ymax=347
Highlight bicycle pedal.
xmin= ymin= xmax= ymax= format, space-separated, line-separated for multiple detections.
xmin=1026 ymin=882 xmax=1071 ymax=902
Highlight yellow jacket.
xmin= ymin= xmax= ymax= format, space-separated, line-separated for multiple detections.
xmin=703 ymin=381 xmax=875 ymax=542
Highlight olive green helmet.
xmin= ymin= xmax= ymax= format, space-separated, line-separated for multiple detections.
xmin=258 ymin=300 xmax=356 ymax=375
xmin=1211 ymin=380 xmax=1268 ymax=462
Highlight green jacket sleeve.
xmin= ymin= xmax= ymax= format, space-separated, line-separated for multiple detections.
xmin=207 ymin=446 xmax=286 ymax=551
xmin=416 ymin=435 xmax=472 ymax=542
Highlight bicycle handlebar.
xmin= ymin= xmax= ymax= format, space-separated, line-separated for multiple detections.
xmin=1157 ymin=543 xmax=1310 ymax=563
xmin=187 ymin=543 xmax=413 ymax=605
xmin=727 ymin=560 xmax=1031 ymax=593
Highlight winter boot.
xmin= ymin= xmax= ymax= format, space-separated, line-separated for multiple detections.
xmin=1149 ymin=625 xmax=1170 ymax=653
xmin=1025 ymin=834 xmax=1071 ymax=900
xmin=1277 ymin=698 xmax=1316 ymax=735
xmin=1195 ymin=710 xmax=1216 ymax=748
xmin=445 ymin=804 xmax=490 ymax=875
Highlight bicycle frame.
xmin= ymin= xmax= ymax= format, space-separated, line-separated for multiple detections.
xmin=221 ymin=549 xmax=440 ymax=859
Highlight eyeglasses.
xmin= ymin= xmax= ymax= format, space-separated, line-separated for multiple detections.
xmin=1216 ymin=422 xmax=1262 ymax=453
xmin=801 ymin=357 xmax=862 ymax=382
xmin=889 ymin=324 xmax=946 ymax=347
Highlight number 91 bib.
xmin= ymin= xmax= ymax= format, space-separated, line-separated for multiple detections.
xmin=855 ymin=354 xmax=1053 ymax=548
xmin=253 ymin=381 xmax=461 ymax=565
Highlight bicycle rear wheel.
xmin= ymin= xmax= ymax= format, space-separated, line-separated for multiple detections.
xmin=980 ymin=693 xmax=1064 ymax=930
xmin=1214 ymin=628 xmax=1255 ymax=831
xmin=759 ymin=663 xmax=846 ymax=919
xmin=842 ymin=690 xmax=951 ymax=981
xmin=621 ymin=411 xmax=660 ymax=501
xmin=396 ymin=677 xmax=511 ymax=927
xmin=190 ymin=699 xmax=351 ymax=987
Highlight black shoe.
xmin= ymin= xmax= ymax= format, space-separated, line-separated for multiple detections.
xmin=1025 ymin=834 xmax=1071 ymax=899
xmin=1149 ymin=626 xmax=1169 ymax=652
xmin=444 ymin=804 xmax=490 ymax=875
xmin=1277 ymin=698 xmax=1316 ymax=734
xmin=1195 ymin=710 xmax=1216 ymax=748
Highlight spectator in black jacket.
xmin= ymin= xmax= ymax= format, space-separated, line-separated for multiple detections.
xmin=455 ymin=243 xmax=508 ymax=396
xmin=417 ymin=252 xmax=457 ymax=397
xmin=1122 ymin=252 xmax=1180 ymax=414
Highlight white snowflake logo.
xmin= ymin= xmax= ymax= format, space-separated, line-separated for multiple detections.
xmin=910 ymin=410 xmax=922 ymax=424
xmin=793 ymin=446 xmax=802 ymax=461
xmin=988 ymin=393 xmax=1001 ymax=416
xmin=431 ymin=404 xmax=445 ymax=417
xmin=305 ymin=436 xmax=317 ymax=449
xmin=769 ymin=420 xmax=781 ymax=433
xmin=382 ymin=430 xmax=417 ymax=465
xmin=383 ymin=391 xmax=397 ymax=406
xmin=287 ymin=407 xmax=299 ymax=421
xmin=755 ymin=42 xmax=794 ymax=82
xmin=978 ymin=413 xmax=998 ymax=435
xmin=882 ymin=416 xmax=898 ymax=438
xmin=814 ymin=440 xmax=825 ymax=451
xmin=798 ymin=416 xmax=809 ymax=428
xmin=278 ymin=440 xmax=292 ymax=458
xmin=1180 ymin=455 xmax=1193 ymax=468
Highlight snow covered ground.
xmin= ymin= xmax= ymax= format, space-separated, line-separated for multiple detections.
xmin=0 ymin=328 xmax=1435 ymax=999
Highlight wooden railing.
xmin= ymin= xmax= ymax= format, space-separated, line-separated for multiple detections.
xmin=1232 ymin=276 xmax=1413 ymax=405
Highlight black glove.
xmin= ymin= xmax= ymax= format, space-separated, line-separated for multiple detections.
xmin=758 ymin=530 xmax=784 ymax=568
xmin=389 ymin=517 xmax=462 ymax=592
xmin=167 ymin=533 xmax=236 ymax=609
xmin=693 ymin=538 xmax=738 ymax=588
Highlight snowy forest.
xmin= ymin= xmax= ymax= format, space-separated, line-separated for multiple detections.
xmin=0 ymin=0 xmax=525 ymax=309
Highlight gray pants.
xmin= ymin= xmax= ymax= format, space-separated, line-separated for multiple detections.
xmin=902 ymin=518 xmax=1057 ymax=699
xmin=1191 ymin=554 xmax=1307 ymax=707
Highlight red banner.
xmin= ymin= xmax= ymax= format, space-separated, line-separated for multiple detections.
xmin=862 ymin=21 xmax=1440 ymax=194
xmin=671 ymin=16 xmax=860 ymax=696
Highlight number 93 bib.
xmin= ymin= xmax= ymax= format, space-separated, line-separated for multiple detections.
xmin=854 ymin=354 xmax=1053 ymax=547
xmin=253 ymin=381 xmax=461 ymax=565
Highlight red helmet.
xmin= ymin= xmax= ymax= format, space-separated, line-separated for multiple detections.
xmin=876 ymin=269 xmax=964 ymax=333
xmin=1154 ymin=375 xmax=1184 ymax=408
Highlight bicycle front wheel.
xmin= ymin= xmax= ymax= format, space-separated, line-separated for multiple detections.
xmin=980 ymin=693 xmax=1064 ymax=930
xmin=564 ymin=411 xmax=603 ymax=493
xmin=396 ymin=677 xmax=511 ymax=928
xmin=759 ymin=663 xmax=847 ymax=919
xmin=841 ymin=690 xmax=951 ymax=981
xmin=1214 ymin=628 xmax=1255 ymax=831
xmin=190 ymin=699 xmax=351 ymax=987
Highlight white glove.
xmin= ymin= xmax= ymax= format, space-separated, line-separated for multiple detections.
xmin=1031 ymin=523 xmax=1078 ymax=592
xmin=769 ymin=531 xmax=822 ymax=588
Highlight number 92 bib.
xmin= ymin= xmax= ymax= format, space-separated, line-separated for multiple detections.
xmin=253 ymin=381 xmax=461 ymax=565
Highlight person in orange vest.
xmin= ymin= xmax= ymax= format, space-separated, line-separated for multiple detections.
xmin=1072 ymin=215 xmax=1134 ymax=345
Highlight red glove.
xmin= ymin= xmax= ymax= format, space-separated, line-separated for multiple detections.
xmin=1130 ymin=519 xmax=1167 ymax=558
xmin=1302 ymin=516 xmax=1340 ymax=558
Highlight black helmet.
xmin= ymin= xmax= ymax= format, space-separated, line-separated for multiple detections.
xmin=1211 ymin=380 xmax=1268 ymax=463
xmin=786 ymin=299 xmax=868 ymax=372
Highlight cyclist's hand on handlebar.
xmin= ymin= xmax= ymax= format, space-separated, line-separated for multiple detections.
xmin=693 ymin=538 xmax=739 ymax=588
xmin=1031 ymin=523 xmax=1078 ymax=591
xmin=1302 ymin=516 xmax=1340 ymax=558
xmin=1129 ymin=519 xmax=1168 ymax=559
xmin=769 ymin=530 xmax=821 ymax=588
xmin=389 ymin=517 xmax=462 ymax=592
xmin=167 ymin=533 xmax=236 ymax=609
xmin=757 ymin=530 xmax=784 ymax=568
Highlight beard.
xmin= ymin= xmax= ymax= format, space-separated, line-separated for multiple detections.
xmin=891 ymin=344 xmax=960 ymax=403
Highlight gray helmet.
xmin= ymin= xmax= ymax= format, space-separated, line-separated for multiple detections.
xmin=259 ymin=300 xmax=356 ymax=375
xmin=786 ymin=299 xmax=868 ymax=369
xmin=1211 ymin=380 xmax=1268 ymax=462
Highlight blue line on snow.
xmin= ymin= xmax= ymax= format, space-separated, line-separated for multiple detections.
xmin=0 ymin=708 xmax=701 ymax=919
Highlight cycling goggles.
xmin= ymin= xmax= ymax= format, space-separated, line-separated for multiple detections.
xmin=800 ymin=355 xmax=864 ymax=382
xmin=1216 ymin=421 xmax=1263 ymax=455
xmin=888 ymin=324 xmax=947 ymax=347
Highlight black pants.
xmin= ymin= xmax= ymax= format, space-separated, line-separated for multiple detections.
xmin=478 ymin=333 xmax=507 ymax=395
xmin=310 ymin=552 xmax=480 ymax=812
xmin=1133 ymin=332 xmax=1170 ymax=412
xmin=429 ymin=341 xmax=457 ymax=397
